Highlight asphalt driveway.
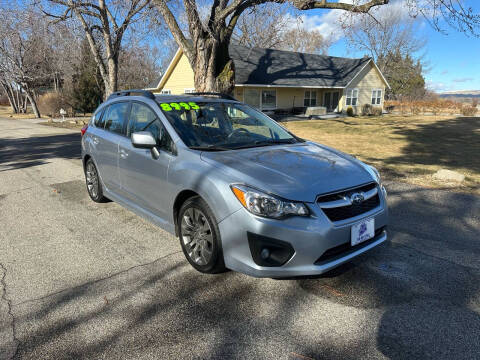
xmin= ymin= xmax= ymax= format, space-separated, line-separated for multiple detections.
xmin=0 ymin=117 xmax=479 ymax=359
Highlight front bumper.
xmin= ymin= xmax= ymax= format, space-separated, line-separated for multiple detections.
xmin=218 ymin=189 xmax=388 ymax=278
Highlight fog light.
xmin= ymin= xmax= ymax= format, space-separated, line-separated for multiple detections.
xmin=247 ymin=232 xmax=295 ymax=267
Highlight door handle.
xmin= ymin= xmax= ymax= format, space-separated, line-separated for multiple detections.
xmin=119 ymin=149 xmax=128 ymax=159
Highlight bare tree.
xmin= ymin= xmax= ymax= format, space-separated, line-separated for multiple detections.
xmin=0 ymin=7 xmax=57 ymax=117
xmin=342 ymin=5 xmax=426 ymax=69
xmin=40 ymin=0 xmax=152 ymax=98
xmin=152 ymin=0 xmax=479 ymax=94
xmin=341 ymin=4 xmax=428 ymax=99
xmin=232 ymin=3 xmax=292 ymax=49
xmin=232 ymin=3 xmax=330 ymax=54
xmin=118 ymin=42 xmax=162 ymax=89
xmin=281 ymin=27 xmax=331 ymax=54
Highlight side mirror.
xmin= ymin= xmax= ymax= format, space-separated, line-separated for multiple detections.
xmin=131 ymin=131 xmax=157 ymax=149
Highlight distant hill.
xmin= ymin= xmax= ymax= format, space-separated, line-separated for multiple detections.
xmin=439 ymin=90 xmax=480 ymax=99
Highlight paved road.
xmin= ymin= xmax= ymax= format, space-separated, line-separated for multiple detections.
xmin=0 ymin=117 xmax=479 ymax=360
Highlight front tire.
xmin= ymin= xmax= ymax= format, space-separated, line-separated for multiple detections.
xmin=178 ymin=196 xmax=226 ymax=274
xmin=84 ymin=158 xmax=107 ymax=203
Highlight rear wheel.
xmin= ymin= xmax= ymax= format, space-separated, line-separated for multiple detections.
xmin=84 ymin=158 xmax=107 ymax=203
xmin=178 ymin=197 xmax=226 ymax=274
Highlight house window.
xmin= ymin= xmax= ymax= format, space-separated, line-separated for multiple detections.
xmin=244 ymin=89 xmax=260 ymax=109
xmin=184 ymin=88 xmax=195 ymax=93
xmin=346 ymin=88 xmax=358 ymax=106
xmin=160 ymin=89 xmax=171 ymax=94
xmin=261 ymin=90 xmax=276 ymax=109
xmin=304 ymin=90 xmax=317 ymax=107
xmin=371 ymin=89 xmax=382 ymax=105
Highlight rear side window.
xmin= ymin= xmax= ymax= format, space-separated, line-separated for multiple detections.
xmin=93 ymin=109 xmax=105 ymax=128
xmin=129 ymin=102 xmax=174 ymax=153
xmin=103 ymin=102 xmax=130 ymax=135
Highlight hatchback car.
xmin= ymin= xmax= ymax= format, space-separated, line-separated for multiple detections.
xmin=81 ymin=90 xmax=388 ymax=277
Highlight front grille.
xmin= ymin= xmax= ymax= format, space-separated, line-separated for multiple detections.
xmin=317 ymin=182 xmax=380 ymax=222
xmin=322 ymin=195 xmax=380 ymax=222
xmin=314 ymin=226 xmax=386 ymax=265
xmin=316 ymin=182 xmax=377 ymax=203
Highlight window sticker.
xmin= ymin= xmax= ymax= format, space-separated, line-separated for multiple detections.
xmin=160 ymin=102 xmax=199 ymax=111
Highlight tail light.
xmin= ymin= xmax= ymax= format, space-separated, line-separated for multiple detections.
xmin=81 ymin=124 xmax=88 ymax=137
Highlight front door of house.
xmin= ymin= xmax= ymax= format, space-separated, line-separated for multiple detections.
xmin=324 ymin=91 xmax=340 ymax=112
xmin=332 ymin=92 xmax=339 ymax=112
xmin=324 ymin=92 xmax=331 ymax=111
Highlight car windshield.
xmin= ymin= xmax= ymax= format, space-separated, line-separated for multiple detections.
xmin=157 ymin=100 xmax=300 ymax=150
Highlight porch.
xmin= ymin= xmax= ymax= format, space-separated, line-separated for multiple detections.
xmin=233 ymin=86 xmax=345 ymax=115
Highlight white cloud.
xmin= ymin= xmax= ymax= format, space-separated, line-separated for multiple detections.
xmin=452 ymin=77 xmax=474 ymax=83
xmin=294 ymin=12 xmax=345 ymax=42
xmin=291 ymin=0 xmax=417 ymax=43
xmin=426 ymin=80 xmax=448 ymax=92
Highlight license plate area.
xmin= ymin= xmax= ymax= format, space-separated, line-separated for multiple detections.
xmin=351 ymin=218 xmax=375 ymax=246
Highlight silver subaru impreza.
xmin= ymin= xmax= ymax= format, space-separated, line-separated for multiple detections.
xmin=81 ymin=90 xmax=388 ymax=277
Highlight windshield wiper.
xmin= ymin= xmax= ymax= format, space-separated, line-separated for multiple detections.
xmin=255 ymin=138 xmax=297 ymax=145
xmin=189 ymin=145 xmax=232 ymax=151
xmin=231 ymin=139 xmax=297 ymax=149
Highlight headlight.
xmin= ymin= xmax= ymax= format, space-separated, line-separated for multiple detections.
xmin=368 ymin=165 xmax=382 ymax=184
xmin=231 ymin=185 xmax=309 ymax=219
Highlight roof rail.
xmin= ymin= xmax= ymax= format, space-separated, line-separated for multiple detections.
xmin=186 ymin=92 xmax=236 ymax=101
xmin=108 ymin=89 xmax=156 ymax=100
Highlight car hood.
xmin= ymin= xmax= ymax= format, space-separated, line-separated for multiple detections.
xmin=200 ymin=142 xmax=376 ymax=202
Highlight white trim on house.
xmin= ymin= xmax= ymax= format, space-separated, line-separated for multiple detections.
xmin=261 ymin=89 xmax=277 ymax=110
xmin=371 ymin=89 xmax=383 ymax=105
xmin=345 ymin=88 xmax=359 ymax=107
xmin=235 ymin=84 xmax=345 ymax=89
xmin=344 ymin=59 xmax=391 ymax=90
xmin=371 ymin=61 xmax=391 ymax=89
xmin=145 ymin=78 xmax=163 ymax=90
xmin=243 ymin=88 xmax=277 ymax=110
xmin=150 ymin=47 xmax=183 ymax=92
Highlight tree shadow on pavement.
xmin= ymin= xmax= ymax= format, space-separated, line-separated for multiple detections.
xmin=0 ymin=133 xmax=80 ymax=171
xmin=385 ymin=116 xmax=480 ymax=173
xmin=8 ymin=185 xmax=480 ymax=359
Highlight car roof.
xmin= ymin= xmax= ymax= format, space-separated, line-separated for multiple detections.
xmin=154 ymin=94 xmax=239 ymax=103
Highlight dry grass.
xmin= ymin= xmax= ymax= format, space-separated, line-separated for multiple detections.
xmin=0 ymin=105 xmax=47 ymax=119
xmin=283 ymin=114 xmax=480 ymax=194
xmin=41 ymin=120 xmax=88 ymax=129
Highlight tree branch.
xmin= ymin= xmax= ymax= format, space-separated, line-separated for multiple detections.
xmin=293 ymin=0 xmax=389 ymax=13
xmin=152 ymin=0 xmax=192 ymax=57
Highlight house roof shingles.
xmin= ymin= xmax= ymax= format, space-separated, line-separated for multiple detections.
xmin=229 ymin=44 xmax=371 ymax=88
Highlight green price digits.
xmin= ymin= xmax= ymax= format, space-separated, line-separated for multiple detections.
xmin=160 ymin=102 xmax=199 ymax=111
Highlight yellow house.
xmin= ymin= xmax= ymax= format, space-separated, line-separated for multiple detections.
xmin=147 ymin=44 xmax=390 ymax=115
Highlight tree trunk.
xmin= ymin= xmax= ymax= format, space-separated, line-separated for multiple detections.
xmin=24 ymin=90 xmax=41 ymax=118
xmin=22 ymin=94 xmax=27 ymax=113
xmin=191 ymin=38 xmax=235 ymax=94
xmin=103 ymin=57 xmax=119 ymax=99
xmin=16 ymin=89 xmax=23 ymax=113
xmin=1 ymin=82 xmax=19 ymax=113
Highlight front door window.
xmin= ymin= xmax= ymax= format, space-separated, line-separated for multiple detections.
xmin=324 ymin=91 xmax=340 ymax=112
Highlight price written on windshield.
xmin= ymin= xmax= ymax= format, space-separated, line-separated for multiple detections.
xmin=160 ymin=102 xmax=200 ymax=111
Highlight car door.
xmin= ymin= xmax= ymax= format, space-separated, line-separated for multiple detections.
xmin=118 ymin=102 xmax=175 ymax=219
xmin=95 ymin=101 xmax=130 ymax=193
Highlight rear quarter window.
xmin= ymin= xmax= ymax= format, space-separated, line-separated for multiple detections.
xmin=93 ymin=108 xmax=105 ymax=128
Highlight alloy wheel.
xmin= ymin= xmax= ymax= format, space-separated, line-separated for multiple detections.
xmin=85 ymin=162 xmax=99 ymax=199
xmin=181 ymin=207 xmax=214 ymax=266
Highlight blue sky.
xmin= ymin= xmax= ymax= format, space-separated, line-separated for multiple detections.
xmin=304 ymin=1 xmax=480 ymax=92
